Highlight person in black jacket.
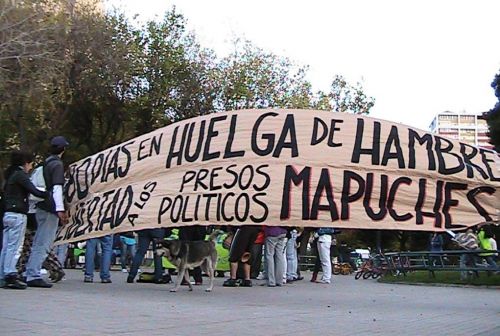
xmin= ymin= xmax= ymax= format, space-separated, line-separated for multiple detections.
xmin=25 ymin=135 xmax=69 ymax=288
xmin=0 ymin=150 xmax=46 ymax=289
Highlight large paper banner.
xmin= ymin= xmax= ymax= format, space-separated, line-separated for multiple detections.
xmin=56 ymin=109 xmax=500 ymax=243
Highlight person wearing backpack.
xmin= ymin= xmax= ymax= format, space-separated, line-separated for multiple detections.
xmin=0 ymin=150 xmax=46 ymax=289
xmin=24 ymin=136 xmax=69 ymax=288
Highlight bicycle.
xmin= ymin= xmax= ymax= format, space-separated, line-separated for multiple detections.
xmin=332 ymin=262 xmax=353 ymax=275
xmin=354 ymin=260 xmax=373 ymax=279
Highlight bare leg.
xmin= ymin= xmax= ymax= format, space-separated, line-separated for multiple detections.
xmin=230 ymin=262 xmax=238 ymax=279
xmin=243 ymin=263 xmax=251 ymax=280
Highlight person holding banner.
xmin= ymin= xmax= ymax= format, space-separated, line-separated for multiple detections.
xmin=127 ymin=228 xmax=167 ymax=284
xmin=452 ymin=228 xmax=480 ymax=281
xmin=0 ymin=151 xmax=46 ymax=289
xmin=84 ymin=235 xmax=113 ymax=283
xmin=25 ymin=136 xmax=69 ymax=288
xmin=264 ymin=226 xmax=287 ymax=287
xmin=119 ymin=232 xmax=137 ymax=273
xmin=315 ymin=227 xmax=335 ymax=284
xmin=223 ymin=226 xmax=260 ymax=287
xmin=285 ymin=228 xmax=299 ymax=283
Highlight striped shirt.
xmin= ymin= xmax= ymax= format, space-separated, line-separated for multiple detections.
xmin=454 ymin=232 xmax=479 ymax=250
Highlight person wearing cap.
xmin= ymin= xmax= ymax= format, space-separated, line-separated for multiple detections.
xmin=25 ymin=136 xmax=69 ymax=288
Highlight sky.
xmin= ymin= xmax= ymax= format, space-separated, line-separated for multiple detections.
xmin=105 ymin=0 xmax=500 ymax=131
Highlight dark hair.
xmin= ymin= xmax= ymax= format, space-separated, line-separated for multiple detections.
xmin=49 ymin=145 xmax=65 ymax=155
xmin=482 ymin=225 xmax=494 ymax=239
xmin=5 ymin=150 xmax=34 ymax=180
xmin=10 ymin=150 xmax=34 ymax=166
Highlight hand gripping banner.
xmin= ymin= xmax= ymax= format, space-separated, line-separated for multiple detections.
xmin=55 ymin=109 xmax=500 ymax=243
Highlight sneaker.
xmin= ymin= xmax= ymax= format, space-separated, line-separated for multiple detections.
xmin=137 ymin=269 xmax=142 ymax=273
xmin=126 ymin=276 xmax=134 ymax=284
xmin=27 ymin=279 xmax=53 ymax=288
xmin=316 ymin=279 xmax=331 ymax=284
xmin=223 ymin=278 xmax=238 ymax=287
xmin=40 ymin=269 xmax=48 ymax=275
xmin=84 ymin=276 xmax=93 ymax=283
xmin=5 ymin=280 xmax=27 ymax=290
xmin=101 ymin=278 xmax=112 ymax=284
xmin=256 ymin=272 xmax=267 ymax=280
xmin=121 ymin=268 xmax=128 ymax=273
xmin=4 ymin=276 xmax=27 ymax=290
xmin=241 ymin=279 xmax=253 ymax=287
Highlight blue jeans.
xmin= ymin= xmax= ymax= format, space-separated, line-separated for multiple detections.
xmin=0 ymin=212 xmax=27 ymax=280
xmin=460 ymin=253 xmax=479 ymax=280
xmin=129 ymin=232 xmax=163 ymax=281
xmin=482 ymin=256 xmax=498 ymax=268
xmin=54 ymin=243 xmax=69 ymax=267
xmin=286 ymin=235 xmax=298 ymax=280
xmin=120 ymin=243 xmax=136 ymax=269
xmin=25 ymin=210 xmax=59 ymax=281
xmin=85 ymin=235 xmax=113 ymax=280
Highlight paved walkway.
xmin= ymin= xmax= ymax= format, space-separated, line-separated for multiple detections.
xmin=0 ymin=269 xmax=499 ymax=336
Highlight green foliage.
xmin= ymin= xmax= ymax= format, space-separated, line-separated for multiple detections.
xmin=0 ymin=1 xmax=376 ymax=179
xmin=313 ymin=75 xmax=375 ymax=114
xmin=134 ymin=9 xmax=218 ymax=133
xmin=216 ymin=39 xmax=313 ymax=110
xmin=486 ymin=72 xmax=500 ymax=151
xmin=0 ymin=0 xmax=66 ymax=154
xmin=381 ymin=270 xmax=500 ymax=286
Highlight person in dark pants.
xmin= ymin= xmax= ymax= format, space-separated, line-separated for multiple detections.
xmin=310 ymin=236 xmax=321 ymax=282
xmin=127 ymin=228 xmax=167 ymax=284
xmin=250 ymin=229 xmax=265 ymax=279
xmin=178 ymin=225 xmax=206 ymax=285
xmin=223 ymin=226 xmax=260 ymax=287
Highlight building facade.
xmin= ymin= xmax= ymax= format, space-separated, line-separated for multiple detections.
xmin=429 ymin=111 xmax=493 ymax=150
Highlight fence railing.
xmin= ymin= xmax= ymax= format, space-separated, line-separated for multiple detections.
xmin=383 ymin=250 xmax=499 ymax=277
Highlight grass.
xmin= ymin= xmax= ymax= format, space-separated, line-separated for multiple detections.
xmin=380 ymin=270 xmax=500 ymax=287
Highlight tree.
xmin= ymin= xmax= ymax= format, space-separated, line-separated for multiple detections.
xmin=485 ymin=72 xmax=500 ymax=151
xmin=0 ymin=0 xmax=66 ymax=153
xmin=133 ymin=9 xmax=219 ymax=134
xmin=62 ymin=8 xmax=143 ymax=157
xmin=0 ymin=0 xmax=146 ymax=165
xmin=313 ymin=75 xmax=375 ymax=114
xmin=216 ymin=39 xmax=314 ymax=111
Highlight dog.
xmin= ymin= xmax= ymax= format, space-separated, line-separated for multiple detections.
xmin=156 ymin=230 xmax=220 ymax=292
